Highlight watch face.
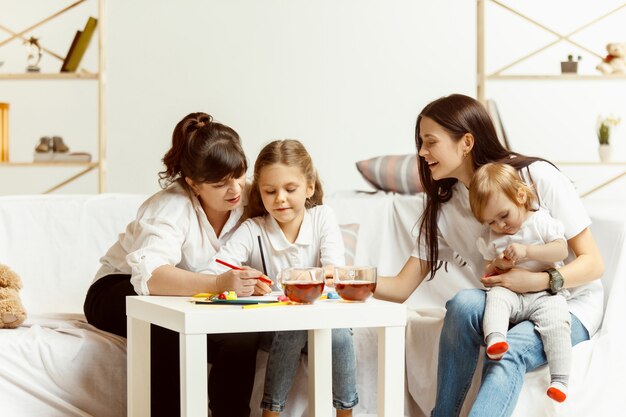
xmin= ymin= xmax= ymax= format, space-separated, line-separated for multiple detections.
xmin=549 ymin=269 xmax=564 ymax=293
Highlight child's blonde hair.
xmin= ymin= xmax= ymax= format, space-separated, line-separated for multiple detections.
xmin=246 ymin=139 xmax=323 ymax=218
xmin=469 ymin=162 xmax=537 ymax=223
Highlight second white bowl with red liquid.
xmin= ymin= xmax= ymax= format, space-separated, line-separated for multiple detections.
xmin=333 ymin=266 xmax=377 ymax=301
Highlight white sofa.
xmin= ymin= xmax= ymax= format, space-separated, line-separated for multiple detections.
xmin=0 ymin=192 xmax=624 ymax=417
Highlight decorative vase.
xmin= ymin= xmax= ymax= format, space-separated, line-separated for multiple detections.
xmin=598 ymin=144 xmax=612 ymax=163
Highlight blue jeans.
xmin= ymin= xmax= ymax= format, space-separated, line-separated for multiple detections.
xmin=261 ymin=329 xmax=359 ymax=412
xmin=431 ymin=288 xmax=590 ymax=417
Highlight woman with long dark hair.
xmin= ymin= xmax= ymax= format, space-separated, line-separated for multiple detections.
xmin=375 ymin=94 xmax=604 ymax=416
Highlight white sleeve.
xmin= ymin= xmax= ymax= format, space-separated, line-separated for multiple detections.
xmin=411 ymin=227 xmax=456 ymax=263
xmin=204 ymin=220 xmax=256 ymax=274
xmin=536 ymin=210 xmax=566 ymax=243
xmin=126 ymin=216 xmax=186 ymax=296
xmin=525 ymin=161 xmax=590 ymax=239
xmin=318 ymin=206 xmax=346 ymax=267
xmin=476 ymin=235 xmax=496 ymax=261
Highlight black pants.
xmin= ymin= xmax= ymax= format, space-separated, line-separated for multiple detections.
xmin=84 ymin=274 xmax=260 ymax=417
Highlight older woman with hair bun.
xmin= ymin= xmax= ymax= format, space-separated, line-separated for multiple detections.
xmin=84 ymin=112 xmax=270 ymax=417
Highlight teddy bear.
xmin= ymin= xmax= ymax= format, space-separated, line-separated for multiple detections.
xmin=0 ymin=264 xmax=27 ymax=328
xmin=596 ymin=42 xmax=626 ymax=74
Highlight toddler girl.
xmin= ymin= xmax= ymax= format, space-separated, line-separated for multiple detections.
xmin=469 ymin=162 xmax=571 ymax=402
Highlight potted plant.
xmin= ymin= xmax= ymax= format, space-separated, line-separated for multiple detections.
xmin=597 ymin=115 xmax=621 ymax=162
xmin=561 ymin=54 xmax=582 ymax=74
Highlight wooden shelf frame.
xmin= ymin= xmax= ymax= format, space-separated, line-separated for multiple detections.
xmin=557 ymin=162 xmax=626 ymax=198
xmin=0 ymin=0 xmax=87 ymax=64
xmin=477 ymin=1 xmax=626 ymax=198
xmin=0 ymin=0 xmax=106 ymax=194
xmin=477 ymin=0 xmax=626 ymax=102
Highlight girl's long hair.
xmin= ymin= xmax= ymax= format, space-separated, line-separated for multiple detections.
xmin=416 ymin=94 xmax=548 ymax=279
xmin=246 ymin=139 xmax=323 ymax=218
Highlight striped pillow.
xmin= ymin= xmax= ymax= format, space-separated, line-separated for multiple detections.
xmin=339 ymin=223 xmax=359 ymax=266
xmin=356 ymin=154 xmax=423 ymax=194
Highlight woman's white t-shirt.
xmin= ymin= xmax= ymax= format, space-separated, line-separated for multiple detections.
xmin=93 ymin=181 xmax=244 ymax=295
xmin=205 ymin=205 xmax=345 ymax=285
xmin=411 ymin=161 xmax=604 ymax=336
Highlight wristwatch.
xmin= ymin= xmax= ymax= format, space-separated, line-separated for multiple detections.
xmin=545 ymin=267 xmax=564 ymax=295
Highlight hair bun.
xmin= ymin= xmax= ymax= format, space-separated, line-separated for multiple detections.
xmin=196 ymin=113 xmax=212 ymax=128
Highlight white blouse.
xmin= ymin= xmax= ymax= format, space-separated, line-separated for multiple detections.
xmin=205 ymin=205 xmax=345 ymax=286
xmin=93 ymin=182 xmax=244 ymax=295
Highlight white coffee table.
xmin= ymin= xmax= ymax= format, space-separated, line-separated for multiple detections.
xmin=126 ymin=296 xmax=407 ymax=417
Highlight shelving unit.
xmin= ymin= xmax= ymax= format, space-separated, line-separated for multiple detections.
xmin=0 ymin=0 xmax=106 ymax=193
xmin=477 ymin=0 xmax=626 ymax=102
xmin=477 ymin=0 xmax=626 ymax=198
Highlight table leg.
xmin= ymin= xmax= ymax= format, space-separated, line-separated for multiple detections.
xmin=180 ymin=334 xmax=208 ymax=417
xmin=308 ymin=328 xmax=333 ymax=417
xmin=377 ymin=326 xmax=405 ymax=417
xmin=127 ymin=316 xmax=151 ymax=417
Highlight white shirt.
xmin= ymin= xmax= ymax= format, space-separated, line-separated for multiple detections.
xmin=205 ymin=205 xmax=345 ymax=286
xmin=411 ymin=161 xmax=604 ymax=335
xmin=477 ymin=208 xmax=566 ymax=272
xmin=93 ymin=182 xmax=244 ymax=295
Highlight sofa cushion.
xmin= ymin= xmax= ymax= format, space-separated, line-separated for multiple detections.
xmin=356 ymin=154 xmax=423 ymax=194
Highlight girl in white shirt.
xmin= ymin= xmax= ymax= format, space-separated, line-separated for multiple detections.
xmin=374 ymin=94 xmax=604 ymax=417
xmin=84 ymin=112 xmax=270 ymax=417
xmin=207 ymin=139 xmax=358 ymax=417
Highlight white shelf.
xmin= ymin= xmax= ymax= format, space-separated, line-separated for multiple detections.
xmin=0 ymin=72 xmax=99 ymax=80
xmin=487 ymin=74 xmax=626 ymax=81
xmin=0 ymin=162 xmax=97 ymax=167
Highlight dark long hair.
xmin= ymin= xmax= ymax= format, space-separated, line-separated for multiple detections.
xmin=246 ymin=139 xmax=323 ymax=218
xmin=416 ymin=94 xmax=547 ymax=279
xmin=158 ymin=112 xmax=247 ymax=191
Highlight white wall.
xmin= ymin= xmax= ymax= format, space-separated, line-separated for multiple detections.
xmin=1 ymin=0 xmax=474 ymax=195
xmin=2 ymin=0 xmax=625 ymax=197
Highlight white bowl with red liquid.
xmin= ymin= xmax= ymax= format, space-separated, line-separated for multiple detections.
xmin=333 ymin=266 xmax=377 ymax=301
xmin=279 ymin=267 xmax=325 ymax=304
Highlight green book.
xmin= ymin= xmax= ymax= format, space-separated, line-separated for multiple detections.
xmin=64 ymin=17 xmax=98 ymax=72
xmin=60 ymin=30 xmax=81 ymax=72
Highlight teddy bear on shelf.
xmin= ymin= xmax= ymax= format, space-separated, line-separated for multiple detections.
xmin=596 ymin=42 xmax=626 ymax=74
xmin=0 ymin=264 xmax=27 ymax=329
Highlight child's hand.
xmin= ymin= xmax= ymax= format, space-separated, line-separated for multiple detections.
xmin=254 ymin=276 xmax=273 ymax=295
xmin=323 ymin=265 xmax=335 ymax=287
xmin=495 ymin=253 xmax=515 ymax=270
xmin=323 ymin=265 xmax=335 ymax=278
xmin=217 ymin=267 xmax=263 ymax=297
xmin=504 ymin=243 xmax=526 ymax=262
